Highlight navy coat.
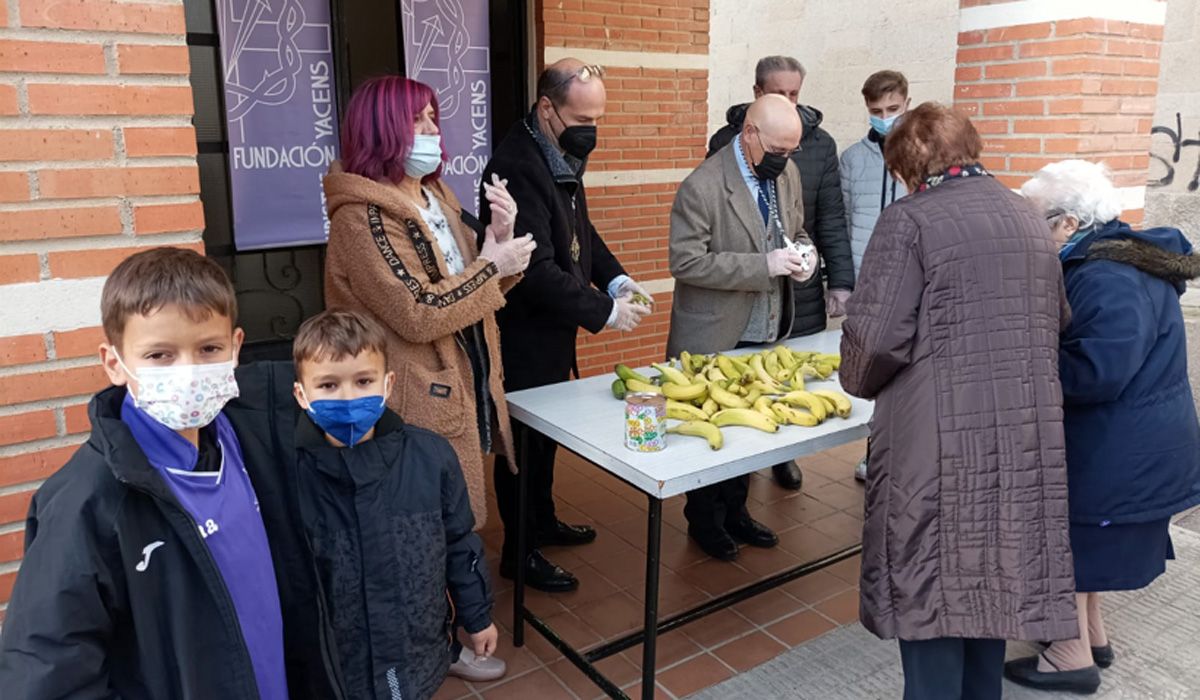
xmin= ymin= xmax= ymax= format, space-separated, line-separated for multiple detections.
xmin=1060 ymin=219 xmax=1200 ymax=525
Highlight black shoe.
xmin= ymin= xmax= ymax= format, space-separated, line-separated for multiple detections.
xmin=535 ymin=520 xmax=597 ymax=547
xmin=1036 ymin=642 xmax=1115 ymax=669
xmin=1004 ymin=655 xmax=1101 ymax=694
xmin=688 ymin=526 xmax=738 ymax=561
xmin=726 ymin=517 xmax=779 ymax=548
xmin=499 ymin=549 xmax=579 ymax=593
xmin=772 ymin=461 xmax=804 ymax=490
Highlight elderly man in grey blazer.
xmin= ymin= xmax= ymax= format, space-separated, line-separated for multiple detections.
xmin=667 ymin=94 xmax=817 ymax=561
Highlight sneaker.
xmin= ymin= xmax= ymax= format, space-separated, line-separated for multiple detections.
xmin=854 ymin=457 xmax=868 ymax=482
xmin=447 ymin=646 xmax=507 ymax=683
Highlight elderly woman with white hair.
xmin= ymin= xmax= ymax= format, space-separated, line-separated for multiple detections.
xmin=1006 ymin=159 xmax=1200 ymax=694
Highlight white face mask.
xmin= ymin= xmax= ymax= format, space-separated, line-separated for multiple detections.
xmin=404 ymin=134 xmax=443 ymax=178
xmin=116 ymin=352 xmax=240 ymax=430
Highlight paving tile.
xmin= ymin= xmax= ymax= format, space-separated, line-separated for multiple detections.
xmin=763 ymin=608 xmax=838 ymax=647
xmin=780 ymin=569 xmax=853 ymax=605
xmin=589 ymin=550 xmax=647 ymax=591
xmin=548 ymin=564 xmax=622 ymax=612
xmin=618 ymin=681 xmax=674 ymax=700
xmin=677 ymin=557 xmax=758 ymax=597
xmin=775 ymin=525 xmax=844 ymax=561
xmin=808 ymin=511 xmax=865 ymax=541
xmin=479 ymin=667 xmax=576 ymax=700
xmin=541 ymin=610 xmax=604 ymax=649
xmin=620 ymin=629 xmax=704 ymax=672
xmin=572 ymin=528 xmax=643 ymax=566
xmin=771 ymin=493 xmax=838 ymax=525
xmin=657 ymin=530 xmax=710 ymax=571
xmin=680 ymin=608 xmax=757 ymax=649
xmin=547 ymin=654 xmax=641 ymax=700
xmin=656 ymin=652 xmax=735 ymax=697
xmin=733 ymin=541 xmax=803 ymax=578
xmin=711 ymin=630 xmax=788 ymax=672
xmin=432 ymin=675 xmax=473 ymax=700
xmin=814 ymin=588 xmax=860 ymax=625
xmin=806 ymin=480 xmax=865 ymax=511
xmin=747 ymin=474 xmax=796 ymax=505
xmin=746 ymin=501 xmax=800 ymax=534
xmin=574 ymin=591 xmax=646 ymax=639
xmin=573 ymin=492 xmax=645 ymax=524
xmin=825 ymin=553 xmax=863 ymax=585
xmin=731 ymin=587 xmax=805 ymax=627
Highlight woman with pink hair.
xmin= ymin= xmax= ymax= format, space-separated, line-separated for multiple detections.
xmin=322 ymin=75 xmax=534 ymax=686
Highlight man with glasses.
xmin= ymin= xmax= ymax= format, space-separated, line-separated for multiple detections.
xmin=668 ymin=95 xmax=818 ymax=561
xmin=708 ymin=55 xmax=854 ymax=492
xmin=482 ymin=58 xmax=652 ymax=592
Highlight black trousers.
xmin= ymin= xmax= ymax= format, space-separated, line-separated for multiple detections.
xmin=683 ymin=475 xmax=751 ymax=536
xmin=898 ymin=638 xmax=1006 ymax=700
xmin=494 ymin=420 xmax=559 ymax=564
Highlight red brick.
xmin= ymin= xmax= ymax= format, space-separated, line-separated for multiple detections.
xmin=0 ymin=489 xmax=35 ymax=526
xmin=38 ymin=166 xmax=199 ymax=199
xmin=1105 ymin=39 xmax=1159 ymax=58
xmin=0 ymin=255 xmax=41 ymax=284
xmin=985 ymin=61 xmax=1048 ymax=79
xmin=54 ymin=327 xmax=106 ymax=360
xmin=1098 ymin=78 xmax=1158 ymax=96
xmin=0 ymin=410 xmax=57 ymax=447
xmin=1009 ymin=156 xmax=1063 ymax=172
xmin=122 ymin=126 xmax=196 ymax=157
xmin=957 ymin=30 xmax=986 ymax=46
xmin=1118 ymin=97 xmax=1158 ymax=115
xmin=0 ymin=39 xmax=106 ymax=74
xmin=1044 ymin=135 xmax=1117 ymax=154
xmin=64 ymin=402 xmax=91 ymax=435
xmin=982 ymin=100 xmax=1046 ymax=116
xmin=955 ymin=66 xmax=982 ymax=82
xmin=0 ymin=365 xmax=107 ymax=407
xmin=1054 ymin=18 xmax=1107 ymax=36
xmin=1126 ymin=24 xmax=1164 ymax=41
xmin=0 ymin=172 xmax=29 ymax=202
xmin=28 ymin=84 xmax=193 ymax=116
xmin=0 ymin=530 xmax=22 ymax=563
xmin=986 ymin=22 xmax=1053 ymax=42
xmin=21 ymin=0 xmax=184 ymax=34
xmin=957 ymin=45 xmax=1015 ymax=63
xmin=983 ymin=137 xmax=1041 ymax=154
xmin=1048 ymin=97 xmax=1121 ymax=114
xmin=117 ymin=44 xmax=190 ymax=75
xmin=0 ymin=445 xmax=77 ymax=488
xmin=48 ymin=241 xmax=204 ymax=279
xmin=971 ymin=119 xmax=1010 ymax=135
xmin=0 ymin=335 xmax=47 ymax=367
xmin=0 ymin=129 xmax=114 ymax=162
xmin=1052 ymin=57 xmax=1126 ymax=75
xmin=0 ymin=206 xmax=122 ymax=242
xmin=133 ymin=201 xmax=205 ymax=235
xmin=0 ymin=84 xmax=17 ymax=115
xmin=1122 ymin=60 xmax=1161 ymax=78
xmin=1102 ymin=154 xmax=1151 ymax=171
xmin=1014 ymin=118 xmax=1094 ymax=134
xmin=1015 ymin=78 xmax=1099 ymax=97
xmin=1020 ymin=38 xmax=1106 ymax=58
xmin=956 ymin=83 xmax=1013 ymax=99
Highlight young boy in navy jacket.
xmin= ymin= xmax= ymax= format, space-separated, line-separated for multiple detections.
xmin=290 ymin=309 xmax=498 ymax=700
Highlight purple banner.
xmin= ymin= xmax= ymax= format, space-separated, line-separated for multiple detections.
xmin=217 ymin=0 xmax=339 ymax=250
xmin=402 ymin=0 xmax=493 ymax=215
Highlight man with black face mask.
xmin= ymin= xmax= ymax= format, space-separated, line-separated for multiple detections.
xmin=482 ymin=58 xmax=651 ymax=592
xmin=667 ymin=95 xmax=818 ymax=561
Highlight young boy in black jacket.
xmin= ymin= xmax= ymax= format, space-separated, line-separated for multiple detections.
xmin=290 ymin=309 xmax=498 ymax=700
xmin=0 ymin=248 xmax=319 ymax=699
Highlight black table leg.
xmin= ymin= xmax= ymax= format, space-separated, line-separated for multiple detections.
xmin=513 ymin=425 xmax=530 ymax=647
xmin=640 ymin=496 xmax=663 ymax=700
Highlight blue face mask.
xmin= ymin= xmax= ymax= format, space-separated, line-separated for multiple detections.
xmin=299 ymin=386 xmax=388 ymax=446
xmin=870 ymin=113 xmax=901 ymax=136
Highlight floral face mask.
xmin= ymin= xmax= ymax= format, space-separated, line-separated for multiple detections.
xmin=115 ymin=352 xmax=240 ymax=430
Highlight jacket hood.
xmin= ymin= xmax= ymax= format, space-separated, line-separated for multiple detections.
xmin=1069 ymin=219 xmax=1200 ymax=292
xmin=87 ymin=385 xmax=167 ymax=494
xmin=323 ymin=162 xmax=459 ymax=222
xmin=724 ymin=102 xmax=825 ymax=138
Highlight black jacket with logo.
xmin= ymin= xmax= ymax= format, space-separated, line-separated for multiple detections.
xmin=708 ymin=102 xmax=854 ymax=337
xmin=482 ymin=111 xmax=627 ymax=390
xmin=0 ymin=362 xmax=342 ymax=700
xmin=293 ymin=409 xmax=492 ymax=700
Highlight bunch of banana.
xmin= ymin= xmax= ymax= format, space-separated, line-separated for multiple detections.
xmin=608 ymin=351 xmax=851 ymax=451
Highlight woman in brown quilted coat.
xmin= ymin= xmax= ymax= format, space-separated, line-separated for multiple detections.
xmin=839 ymin=103 xmax=1078 ymax=700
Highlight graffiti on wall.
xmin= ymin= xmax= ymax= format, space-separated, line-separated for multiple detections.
xmin=1150 ymin=112 xmax=1200 ymax=192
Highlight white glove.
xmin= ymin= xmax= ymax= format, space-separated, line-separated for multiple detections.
xmin=478 ymin=231 xmax=536 ymax=277
xmin=607 ymin=295 xmax=652 ymax=332
xmin=482 ymin=173 xmax=517 ymax=243
xmin=616 ymin=278 xmax=654 ymax=306
xmin=766 ymin=248 xmax=807 ymax=278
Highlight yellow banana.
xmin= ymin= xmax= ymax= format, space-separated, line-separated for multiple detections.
xmin=752 ymin=396 xmax=776 ymax=419
xmin=615 ymin=363 xmax=651 ymax=385
xmin=709 ymin=382 xmax=751 ymax=409
xmin=662 ymin=381 xmax=708 ymax=402
xmin=716 ymin=355 xmax=742 ymax=381
xmin=701 ymin=398 xmax=719 ymax=416
xmin=678 ymin=352 xmax=695 ymax=379
xmin=749 ymin=354 xmax=784 ymax=391
xmin=813 ymin=361 xmax=834 ymax=379
xmin=667 ymin=400 xmax=710 ymax=422
xmin=772 ymin=403 xmax=821 ymax=427
xmin=692 ymin=353 xmax=710 ymax=372
xmin=667 ymin=420 xmax=724 ymax=450
xmin=744 ymin=388 xmax=763 ymax=405
xmin=729 ymin=355 xmax=752 ymax=375
xmin=692 ymin=372 xmax=709 ymax=386
xmin=780 ymin=391 xmax=828 ymax=422
xmin=773 ymin=345 xmax=796 ymax=370
xmin=706 ymin=366 xmax=729 ymax=383
xmin=763 ymin=352 xmax=782 ymax=377
xmin=788 ymin=366 xmax=807 ymax=391
xmin=814 ymin=395 xmax=838 ymax=415
xmin=816 ymin=353 xmax=842 ymax=370
xmin=624 ymin=378 xmax=663 ymax=395
xmin=710 ymin=408 xmax=779 ymax=433
xmin=809 ymin=389 xmax=852 ymax=418
xmin=652 ymin=362 xmax=691 ymax=386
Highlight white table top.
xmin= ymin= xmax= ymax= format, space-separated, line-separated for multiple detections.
xmin=506 ymin=329 xmax=873 ymax=499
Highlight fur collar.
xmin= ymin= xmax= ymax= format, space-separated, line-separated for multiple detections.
xmin=1087 ymin=237 xmax=1200 ymax=286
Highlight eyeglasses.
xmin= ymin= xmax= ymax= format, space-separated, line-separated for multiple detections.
xmin=546 ymin=64 xmax=605 ymax=95
xmin=755 ymin=130 xmax=799 ymax=158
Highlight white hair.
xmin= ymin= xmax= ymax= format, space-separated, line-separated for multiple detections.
xmin=1019 ymin=159 xmax=1122 ymax=228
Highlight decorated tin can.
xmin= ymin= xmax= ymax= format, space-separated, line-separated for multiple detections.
xmin=624 ymin=392 xmax=667 ymax=452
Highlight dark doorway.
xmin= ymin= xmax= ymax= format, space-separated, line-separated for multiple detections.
xmin=184 ymin=0 xmax=528 ymax=362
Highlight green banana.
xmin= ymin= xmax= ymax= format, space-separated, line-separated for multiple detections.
xmin=668 ymin=420 xmax=724 ymax=450
xmin=615 ymin=363 xmax=651 ymax=385
xmin=611 ymin=378 xmax=627 ymax=400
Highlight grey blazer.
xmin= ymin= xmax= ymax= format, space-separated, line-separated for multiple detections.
xmin=667 ymin=141 xmax=810 ymax=356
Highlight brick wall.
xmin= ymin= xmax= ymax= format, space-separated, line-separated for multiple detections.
xmin=536 ymin=0 xmax=710 ymax=377
xmin=0 ymin=0 xmax=201 ymax=616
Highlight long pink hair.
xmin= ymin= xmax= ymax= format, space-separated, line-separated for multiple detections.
xmin=339 ymin=76 xmax=446 ymax=184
